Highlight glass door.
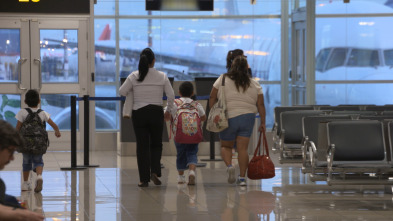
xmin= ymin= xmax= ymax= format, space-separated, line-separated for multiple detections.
xmin=291 ymin=7 xmax=307 ymax=105
xmin=0 ymin=18 xmax=88 ymax=147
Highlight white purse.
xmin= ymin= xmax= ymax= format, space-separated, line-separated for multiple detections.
xmin=206 ymin=75 xmax=228 ymax=132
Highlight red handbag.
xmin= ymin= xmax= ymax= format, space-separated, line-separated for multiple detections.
xmin=247 ymin=129 xmax=275 ymax=180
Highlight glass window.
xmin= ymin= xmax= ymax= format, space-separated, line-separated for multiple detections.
xmin=118 ymin=18 xmax=281 ymax=81
xmin=315 ymin=48 xmax=331 ymax=72
xmin=326 ymin=48 xmax=347 ymax=70
xmin=0 ymin=94 xmax=20 ymax=127
xmin=119 ymin=0 xmax=280 ymax=16
xmin=316 ymin=17 xmax=393 ymax=81
xmin=94 ymin=19 xmax=116 ymax=82
xmin=94 ymin=0 xmax=116 ymax=15
xmin=316 ymin=0 xmax=393 ymax=14
xmin=95 ymin=85 xmax=118 ymax=130
xmin=40 ymin=30 xmax=78 ymax=83
xmin=316 ymin=83 xmax=393 ymax=106
xmin=347 ymin=49 xmax=379 ymax=67
xmin=95 ymin=0 xmax=281 ymax=130
xmin=41 ymin=94 xmax=78 ymax=130
xmin=384 ymin=49 xmax=393 ymax=66
xmin=262 ymin=84 xmax=281 ymax=129
xmin=0 ymin=29 xmax=20 ymax=83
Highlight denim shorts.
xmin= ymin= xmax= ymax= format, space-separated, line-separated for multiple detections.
xmin=175 ymin=142 xmax=198 ymax=171
xmin=22 ymin=153 xmax=44 ymax=171
xmin=219 ymin=113 xmax=255 ymax=141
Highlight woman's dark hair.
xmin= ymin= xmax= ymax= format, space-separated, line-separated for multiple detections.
xmin=227 ymin=56 xmax=251 ymax=92
xmin=138 ymin=48 xmax=155 ymax=82
xmin=226 ymin=49 xmax=244 ymax=71
xmin=25 ymin=89 xmax=40 ymax=107
xmin=179 ymin=81 xmax=194 ymax=98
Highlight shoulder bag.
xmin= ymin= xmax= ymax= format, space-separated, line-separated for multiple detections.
xmin=206 ymin=75 xmax=228 ymax=132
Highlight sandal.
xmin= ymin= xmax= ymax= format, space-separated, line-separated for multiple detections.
xmin=138 ymin=182 xmax=148 ymax=187
xmin=151 ymin=173 xmax=162 ymax=185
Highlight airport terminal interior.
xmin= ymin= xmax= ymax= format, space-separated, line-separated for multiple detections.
xmin=1 ymin=0 xmax=393 ymax=220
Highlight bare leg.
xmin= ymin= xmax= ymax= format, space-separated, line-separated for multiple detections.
xmin=236 ymin=136 xmax=251 ymax=177
xmin=189 ymin=164 xmax=196 ymax=172
xmin=23 ymin=171 xmax=30 ymax=181
xmin=221 ymin=140 xmax=235 ymax=167
xmin=35 ymin=166 xmax=43 ymax=176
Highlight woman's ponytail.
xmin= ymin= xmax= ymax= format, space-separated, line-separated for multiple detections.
xmin=137 ymin=48 xmax=155 ymax=82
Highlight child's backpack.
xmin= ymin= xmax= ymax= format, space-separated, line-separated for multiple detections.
xmin=18 ymin=108 xmax=49 ymax=155
xmin=171 ymin=99 xmax=203 ymax=144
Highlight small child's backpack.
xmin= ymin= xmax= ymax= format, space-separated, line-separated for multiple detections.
xmin=18 ymin=108 xmax=49 ymax=155
xmin=171 ymin=99 xmax=203 ymax=144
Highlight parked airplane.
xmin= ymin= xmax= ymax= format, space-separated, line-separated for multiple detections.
xmin=314 ymin=1 xmax=393 ymax=105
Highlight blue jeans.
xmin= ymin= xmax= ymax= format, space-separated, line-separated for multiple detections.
xmin=175 ymin=142 xmax=198 ymax=171
xmin=219 ymin=113 xmax=256 ymax=141
xmin=22 ymin=153 xmax=44 ymax=171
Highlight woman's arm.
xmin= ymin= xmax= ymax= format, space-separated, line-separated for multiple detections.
xmin=208 ymin=87 xmax=219 ymax=109
xmin=164 ymin=77 xmax=175 ymax=112
xmin=257 ymin=93 xmax=266 ymax=132
xmin=0 ymin=204 xmax=44 ymax=221
xmin=119 ymin=76 xmax=133 ymax=96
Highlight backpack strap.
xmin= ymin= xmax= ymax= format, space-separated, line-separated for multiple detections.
xmin=25 ymin=108 xmax=33 ymax=115
xmin=25 ymin=108 xmax=45 ymax=124
xmin=174 ymin=99 xmax=183 ymax=107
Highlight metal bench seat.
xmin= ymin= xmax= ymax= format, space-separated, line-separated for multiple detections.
xmin=325 ymin=120 xmax=393 ymax=185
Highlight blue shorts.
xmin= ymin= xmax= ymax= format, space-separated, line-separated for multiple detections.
xmin=175 ymin=142 xmax=198 ymax=171
xmin=22 ymin=153 xmax=44 ymax=171
xmin=219 ymin=113 xmax=255 ymax=141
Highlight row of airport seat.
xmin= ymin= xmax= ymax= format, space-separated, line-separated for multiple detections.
xmin=272 ymin=105 xmax=393 ymax=155
xmin=304 ymin=119 xmax=393 ymax=185
xmin=271 ymin=105 xmax=393 ymax=186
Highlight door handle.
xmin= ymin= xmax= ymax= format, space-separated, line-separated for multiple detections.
xmin=17 ymin=58 xmax=27 ymax=90
xmin=34 ymin=58 xmax=42 ymax=90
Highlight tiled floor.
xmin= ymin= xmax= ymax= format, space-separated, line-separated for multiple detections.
xmin=1 ymin=150 xmax=393 ymax=221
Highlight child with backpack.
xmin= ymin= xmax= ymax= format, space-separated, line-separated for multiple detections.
xmin=166 ymin=81 xmax=206 ymax=185
xmin=15 ymin=89 xmax=61 ymax=192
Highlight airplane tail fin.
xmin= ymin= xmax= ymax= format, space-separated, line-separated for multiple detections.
xmin=98 ymin=24 xmax=111 ymax=41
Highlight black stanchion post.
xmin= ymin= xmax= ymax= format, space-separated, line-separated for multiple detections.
xmin=209 ymin=132 xmax=215 ymax=159
xmin=201 ymin=98 xmax=222 ymax=162
xmin=84 ymin=95 xmax=89 ymax=166
xmin=71 ymin=96 xmax=77 ymax=167
xmin=82 ymin=95 xmax=99 ymax=168
xmin=61 ymin=96 xmax=86 ymax=170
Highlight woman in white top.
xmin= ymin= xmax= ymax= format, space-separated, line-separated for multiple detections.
xmin=209 ymin=56 xmax=266 ymax=186
xmin=119 ymin=48 xmax=175 ymax=187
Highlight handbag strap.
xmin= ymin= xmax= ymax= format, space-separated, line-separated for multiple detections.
xmin=262 ymin=129 xmax=270 ymax=156
xmin=221 ymin=74 xmax=226 ymax=86
xmin=253 ymin=131 xmax=262 ymax=157
xmin=252 ymin=128 xmax=270 ymax=157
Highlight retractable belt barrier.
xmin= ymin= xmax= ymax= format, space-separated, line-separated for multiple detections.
xmin=61 ymin=95 xmax=212 ymax=170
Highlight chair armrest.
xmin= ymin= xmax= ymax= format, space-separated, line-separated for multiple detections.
xmin=326 ymin=144 xmax=335 ymax=185
xmin=309 ymin=141 xmax=319 ymax=176
xmin=302 ymin=136 xmax=309 ymax=168
xmin=272 ymin=122 xmax=278 ymax=142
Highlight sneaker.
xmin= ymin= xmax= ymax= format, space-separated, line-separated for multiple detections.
xmin=34 ymin=175 xmax=43 ymax=193
xmin=188 ymin=170 xmax=196 ymax=185
xmin=177 ymin=175 xmax=186 ymax=184
xmin=227 ymin=166 xmax=236 ymax=184
xmin=22 ymin=181 xmax=32 ymax=191
xmin=236 ymin=176 xmax=247 ymax=186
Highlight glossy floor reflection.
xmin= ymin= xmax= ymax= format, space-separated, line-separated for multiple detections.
xmin=1 ymin=151 xmax=393 ymax=220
